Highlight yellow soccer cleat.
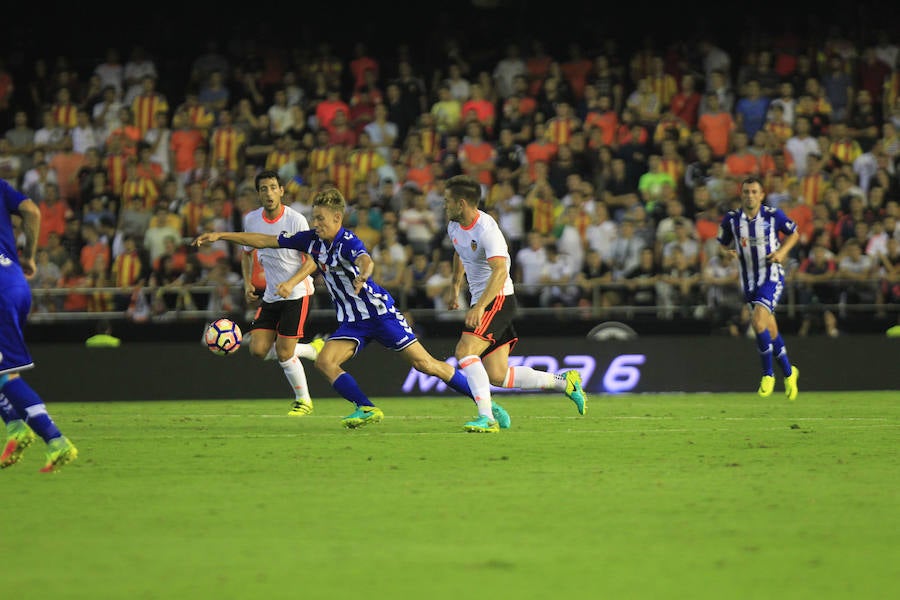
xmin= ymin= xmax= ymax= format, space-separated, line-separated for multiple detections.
xmin=1 ymin=421 xmax=37 ymax=469
xmin=39 ymin=437 xmax=78 ymax=473
xmin=758 ymin=374 xmax=775 ymax=397
xmin=288 ymin=399 xmax=314 ymax=416
xmin=310 ymin=335 xmax=326 ymax=358
xmin=784 ymin=365 xmax=800 ymax=401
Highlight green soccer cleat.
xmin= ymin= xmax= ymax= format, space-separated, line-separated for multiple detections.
xmin=491 ymin=403 xmax=511 ymax=429
xmin=1 ymin=421 xmax=37 ymax=469
xmin=564 ymin=370 xmax=588 ymax=415
xmin=464 ymin=415 xmax=500 ymax=433
xmin=758 ymin=374 xmax=775 ymax=397
xmin=342 ymin=406 xmax=384 ymax=429
xmin=39 ymin=436 xmax=78 ymax=473
xmin=784 ymin=365 xmax=800 ymax=401
xmin=288 ymin=399 xmax=314 ymax=416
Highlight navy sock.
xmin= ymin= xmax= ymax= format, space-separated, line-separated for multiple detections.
xmin=1 ymin=378 xmax=62 ymax=442
xmin=755 ymin=330 xmax=774 ymax=376
xmin=332 ymin=372 xmax=375 ymax=407
xmin=771 ymin=334 xmax=793 ymax=377
xmin=446 ymin=369 xmax=474 ymax=400
xmin=0 ymin=393 xmax=24 ymax=425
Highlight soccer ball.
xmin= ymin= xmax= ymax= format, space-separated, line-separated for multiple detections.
xmin=204 ymin=318 xmax=242 ymax=356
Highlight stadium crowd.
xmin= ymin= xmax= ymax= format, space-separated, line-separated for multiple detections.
xmin=1 ymin=17 xmax=899 ymax=336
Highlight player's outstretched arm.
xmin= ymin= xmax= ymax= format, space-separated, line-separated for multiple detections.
xmin=193 ymin=231 xmax=280 ymax=249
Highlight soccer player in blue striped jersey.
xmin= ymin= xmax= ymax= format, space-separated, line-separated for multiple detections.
xmin=194 ymin=187 xmax=479 ymax=428
xmin=0 ymin=179 xmax=78 ymax=471
xmin=717 ymin=176 xmax=800 ymax=400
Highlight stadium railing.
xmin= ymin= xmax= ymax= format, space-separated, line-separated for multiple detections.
xmin=27 ymin=277 xmax=898 ymax=324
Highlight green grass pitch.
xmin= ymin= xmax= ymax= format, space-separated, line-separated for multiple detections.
xmin=3 ymin=391 xmax=897 ymax=600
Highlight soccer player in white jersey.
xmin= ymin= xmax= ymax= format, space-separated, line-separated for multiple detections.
xmin=240 ymin=170 xmax=324 ymax=416
xmin=443 ymin=175 xmax=588 ymax=433
xmin=195 ymin=187 xmax=479 ymax=429
xmin=717 ymin=176 xmax=800 ymax=400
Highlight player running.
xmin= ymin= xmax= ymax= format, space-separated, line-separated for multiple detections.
xmin=0 ymin=179 xmax=78 ymax=471
xmin=443 ymin=175 xmax=587 ymax=433
xmin=195 ymin=186 xmax=484 ymax=428
xmin=717 ymin=176 xmax=800 ymax=399
xmin=239 ymin=170 xmax=324 ymax=416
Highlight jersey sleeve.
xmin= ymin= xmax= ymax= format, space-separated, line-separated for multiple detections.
xmin=482 ymin=221 xmax=509 ymax=260
xmin=240 ymin=213 xmax=253 ymax=253
xmin=774 ymin=208 xmax=797 ymax=236
xmin=278 ymin=229 xmax=313 ymax=251
xmin=339 ymin=230 xmax=369 ymax=262
xmin=716 ymin=213 xmax=734 ymax=247
xmin=1 ymin=179 xmax=27 ymax=213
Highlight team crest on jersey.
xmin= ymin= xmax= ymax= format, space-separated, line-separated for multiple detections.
xmin=470 ymin=240 xmax=478 ymax=251
xmin=741 ymin=238 xmax=748 ymax=247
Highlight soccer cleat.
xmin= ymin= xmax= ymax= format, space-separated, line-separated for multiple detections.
xmin=564 ymin=370 xmax=588 ymax=415
xmin=341 ymin=406 xmax=384 ymax=429
xmin=464 ymin=415 xmax=500 ymax=433
xmin=491 ymin=403 xmax=511 ymax=429
xmin=758 ymin=374 xmax=775 ymax=397
xmin=1 ymin=421 xmax=37 ymax=469
xmin=288 ymin=399 xmax=314 ymax=416
xmin=39 ymin=437 xmax=78 ymax=473
xmin=310 ymin=335 xmax=327 ymax=359
xmin=784 ymin=365 xmax=800 ymax=401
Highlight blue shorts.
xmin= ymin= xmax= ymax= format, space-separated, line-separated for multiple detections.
xmin=744 ymin=278 xmax=784 ymax=314
xmin=330 ymin=307 xmax=418 ymax=356
xmin=0 ymin=282 xmax=35 ymax=375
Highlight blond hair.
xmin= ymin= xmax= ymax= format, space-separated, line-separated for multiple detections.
xmin=312 ymin=187 xmax=347 ymax=213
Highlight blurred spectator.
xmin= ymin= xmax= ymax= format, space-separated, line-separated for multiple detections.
xmin=796 ymin=244 xmax=841 ymax=337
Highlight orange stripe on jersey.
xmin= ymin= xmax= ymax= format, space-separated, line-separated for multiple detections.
xmin=474 ymin=294 xmax=505 ymax=336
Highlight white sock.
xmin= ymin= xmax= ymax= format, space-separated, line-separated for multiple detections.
xmin=460 ymin=355 xmax=493 ymax=419
xmin=293 ymin=342 xmax=317 ymax=360
xmin=502 ymin=366 xmax=566 ymax=391
xmin=279 ymin=357 xmax=311 ymax=402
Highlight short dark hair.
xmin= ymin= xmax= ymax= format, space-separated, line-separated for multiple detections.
xmin=255 ymin=170 xmax=282 ymax=190
xmin=445 ymin=174 xmax=482 ymax=207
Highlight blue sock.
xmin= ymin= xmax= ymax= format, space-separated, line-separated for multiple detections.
xmin=0 ymin=393 xmax=24 ymax=425
xmin=446 ymin=369 xmax=474 ymax=400
xmin=771 ymin=335 xmax=793 ymax=377
xmin=0 ymin=378 xmax=62 ymax=442
xmin=332 ymin=372 xmax=375 ymax=407
xmin=755 ymin=330 xmax=774 ymax=376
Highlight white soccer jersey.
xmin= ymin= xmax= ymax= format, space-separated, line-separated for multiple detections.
xmin=448 ymin=210 xmax=514 ymax=306
xmin=242 ymin=205 xmax=315 ymax=302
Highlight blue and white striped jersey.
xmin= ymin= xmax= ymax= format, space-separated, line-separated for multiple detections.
xmin=717 ymin=206 xmax=797 ymax=293
xmin=0 ymin=179 xmax=27 ymax=285
xmin=278 ymin=227 xmax=395 ymax=323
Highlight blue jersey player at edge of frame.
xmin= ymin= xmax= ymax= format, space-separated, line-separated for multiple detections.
xmin=0 ymin=179 xmax=79 ymax=471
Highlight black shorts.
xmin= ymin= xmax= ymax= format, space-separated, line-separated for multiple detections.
xmin=463 ymin=293 xmax=519 ymax=356
xmin=248 ymin=297 xmax=311 ymax=339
